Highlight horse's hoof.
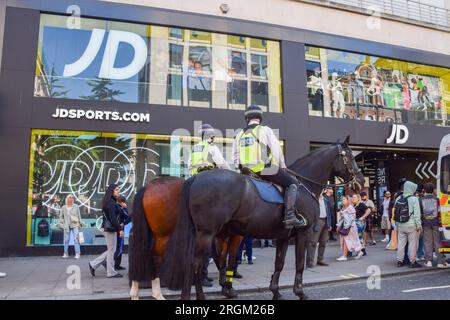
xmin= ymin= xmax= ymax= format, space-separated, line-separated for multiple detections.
xmin=272 ymin=293 xmax=283 ymax=300
xmin=130 ymin=296 xmax=139 ymax=300
xmin=153 ymin=294 xmax=166 ymax=300
xmin=298 ymin=293 xmax=309 ymax=300
xmin=222 ymin=287 xmax=238 ymax=299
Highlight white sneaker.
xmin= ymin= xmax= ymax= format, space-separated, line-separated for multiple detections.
xmin=424 ymin=261 xmax=433 ymax=267
xmin=437 ymin=263 xmax=450 ymax=269
xmin=62 ymin=254 xmax=69 ymax=259
xmin=355 ymin=251 xmax=364 ymax=260
xmin=381 ymin=238 xmax=388 ymax=243
xmin=0 ymin=272 xmax=6 ymax=278
xmin=336 ymin=256 xmax=348 ymax=262
xmin=75 ymin=254 xmax=80 ymax=259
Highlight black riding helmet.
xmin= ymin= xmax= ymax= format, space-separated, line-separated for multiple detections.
xmin=244 ymin=105 xmax=263 ymax=123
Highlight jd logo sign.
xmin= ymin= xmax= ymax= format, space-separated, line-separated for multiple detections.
xmin=63 ymin=29 xmax=147 ymax=80
xmin=386 ymin=124 xmax=409 ymax=145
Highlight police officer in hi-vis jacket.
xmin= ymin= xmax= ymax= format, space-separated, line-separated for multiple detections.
xmin=232 ymin=105 xmax=305 ymax=228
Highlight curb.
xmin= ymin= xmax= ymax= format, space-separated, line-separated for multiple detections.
xmin=5 ymin=265 xmax=445 ymax=300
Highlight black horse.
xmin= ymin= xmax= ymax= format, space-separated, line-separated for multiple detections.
xmin=163 ymin=136 xmax=365 ymax=300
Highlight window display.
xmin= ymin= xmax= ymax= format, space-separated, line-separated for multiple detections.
xmin=305 ymin=46 xmax=450 ymax=126
xmin=27 ymin=129 xmax=232 ymax=246
xmin=35 ymin=14 xmax=282 ymax=112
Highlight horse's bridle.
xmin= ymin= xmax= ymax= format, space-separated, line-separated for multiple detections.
xmin=287 ymin=143 xmax=362 ymax=190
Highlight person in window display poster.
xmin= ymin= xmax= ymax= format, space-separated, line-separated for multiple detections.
xmin=328 ymin=72 xmax=346 ymax=118
xmin=367 ymin=75 xmax=384 ymax=107
xmin=308 ymin=67 xmax=324 ymax=112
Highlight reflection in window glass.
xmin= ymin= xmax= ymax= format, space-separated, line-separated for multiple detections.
xmin=27 ymin=129 xmax=233 ymax=246
xmin=305 ymin=46 xmax=450 ymax=126
xmin=35 ymin=14 xmax=282 ymax=112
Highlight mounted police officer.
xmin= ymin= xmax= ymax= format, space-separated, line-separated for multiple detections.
xmin=189 ymin=123 xmax=231 ymax=176
xmin=232 ymin=105 xmax=306 ymax=228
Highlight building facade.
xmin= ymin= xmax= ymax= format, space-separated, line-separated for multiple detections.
xmin=0 ymin=0 xmax=449 ymax=255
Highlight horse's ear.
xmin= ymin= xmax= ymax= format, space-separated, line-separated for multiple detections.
xmin=344 ymin=135 xmax=350 ymax=144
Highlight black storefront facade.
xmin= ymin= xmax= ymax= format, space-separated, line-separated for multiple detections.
xmin=1 ymin=0 xmax=449 ymax=256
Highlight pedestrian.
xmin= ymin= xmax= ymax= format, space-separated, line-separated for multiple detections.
xmin=114 ymin=196 xmax=132 ymax=271
xmin=351 ymin=194 xmax=371 ymax=256
xmin=396 ymin=181 xmax=422 ymax=268
xmin=324 ymin=188 xmax=338 ymax=241
xmin=306 ymin=189 xmax=333 ymax=268
xmin=380 ymin=190 xmax=394 ymax=243
xmin=361 ymin=192 xmax=376 ymax=245
xmin=59 ymin=194 xmax=83 ymax=259
xmin=415 ymin=189 xmax=425 ymax=261
xmin=237 ymin=237 xmax=254 ymax=265
xmin=336 ymin=195 xmax=363 ymax=261
xmin=421 ymin=183 xmax=449 ymax=268
xmin=89 ymin=184 xmax=124 ymax=278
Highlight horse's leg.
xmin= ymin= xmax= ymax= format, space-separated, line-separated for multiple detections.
xmin=269 ymin=237 xmax=289 ymax=300
xmin=222 ymin=235 xmax=242 ymax=299
xmin=193 ymin=233 xmax=213 ymax=300
xmin=151 ymin=236 xmax=168 ymax=300
xmin=130 ymin=281 xmax=139 ymax=300
xmin=216 ymin=236 xmax=229 ymax=289
xmin=293 ymin=231 xmax=309 ymax=300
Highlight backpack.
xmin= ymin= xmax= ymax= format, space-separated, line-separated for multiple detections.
xmin=393 ymin=195 xmax=412 ymax=223
xmin=420 ymin=197 xmax=439 ymax=221
xmin=38 ymin=219 xmax=49 ymax=237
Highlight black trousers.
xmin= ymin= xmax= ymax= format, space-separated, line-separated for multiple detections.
xmin=258 ymin=166 xmax=298 ymax=189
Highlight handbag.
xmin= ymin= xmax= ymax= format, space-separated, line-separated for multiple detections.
xmin=337 ymin=226 xmax=351 ymax=236
xmin=78 ymin=231 xmax=85 ymax=244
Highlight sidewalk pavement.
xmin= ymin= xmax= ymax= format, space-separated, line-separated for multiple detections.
xmin=0 ymin=237 xmax=443 ymax=300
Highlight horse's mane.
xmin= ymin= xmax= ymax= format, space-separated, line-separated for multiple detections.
xmin=288 ymin=143 xmax=338 ymax=171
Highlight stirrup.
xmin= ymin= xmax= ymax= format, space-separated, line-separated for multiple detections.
xmin=283 ymin=213 xmax=306 ymax=228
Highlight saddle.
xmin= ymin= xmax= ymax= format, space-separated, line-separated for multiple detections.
xmin=240 ymin=167 xmax=284 ymax=204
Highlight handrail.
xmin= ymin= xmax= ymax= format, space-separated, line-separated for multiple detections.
xmin=303 ymin=0 xmax=450 ymax=28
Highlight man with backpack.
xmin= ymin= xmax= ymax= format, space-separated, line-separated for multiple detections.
xmin=421 ymin=183 xmax=449 ymax=268
xmin=395 ymin=181 xmax=422 ymax=268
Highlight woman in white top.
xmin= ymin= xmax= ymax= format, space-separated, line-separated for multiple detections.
xmin=336 ymin=195 xmax=363 ymax=261
xmin=59 ymin=195 xmax=83 ymax=259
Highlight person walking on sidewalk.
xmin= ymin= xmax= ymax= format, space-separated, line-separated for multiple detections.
xmin=421 ymin=183 xmax=449 ymax=268
xmin=380 ymin=191 xmax=394 ymax=243
xmin=89 ymin=184 xmax=124 ymax=278
xmin=336 ymin=195 xmax=363 ymax=261
xmin=361 ymin=192 xmax=376 ymax=246
xmin=396 ymin=181 xmax=422 ymax=268
xmin=306 ymin=189 xmax=333 ymax=268
xmin=352 ymin=194 xmax=371 ymax=256
xmin=59 ymin=194 xmax=83 ymax=259
xmin=114 ymin=196 xmax=132 ymax=271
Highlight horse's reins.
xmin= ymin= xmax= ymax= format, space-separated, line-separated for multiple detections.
xmin=286 ymin=143 xmax=362 ymax=189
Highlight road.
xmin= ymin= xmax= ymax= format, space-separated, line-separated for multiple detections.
xmin=216 ymin=269 xmax=450 ymax=300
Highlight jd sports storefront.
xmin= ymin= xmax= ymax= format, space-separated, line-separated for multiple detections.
xmin=1 ymin=1 xmax=449 ymax=256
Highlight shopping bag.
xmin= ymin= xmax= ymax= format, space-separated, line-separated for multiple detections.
xmin=78 ymin=231 xmax=85 ymax=244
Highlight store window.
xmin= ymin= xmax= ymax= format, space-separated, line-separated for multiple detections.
xmin=35 ymin=14 xmax=282 ymax=112
xmin=305 ymin=46 xmax=450 ymax=126
xmin=27 ymin=129 xmax=233 ymax=246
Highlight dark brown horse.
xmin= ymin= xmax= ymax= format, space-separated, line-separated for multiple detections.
xmin=163 ymin=138 xmax=365 ymax=300
xmin=128 ymin=176 xmax=243 ymax=300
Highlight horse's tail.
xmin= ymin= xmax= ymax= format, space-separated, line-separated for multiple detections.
xmin=129 ymin=187 xmax=154 ymax=282
xmin=163 ymin=176 xmax=196 ymax=290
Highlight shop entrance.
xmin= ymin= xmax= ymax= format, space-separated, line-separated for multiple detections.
xmin=311 ymin=143 xmax=438 ymax=211
xmin=353 ymin=146 xmax=438 ymax=208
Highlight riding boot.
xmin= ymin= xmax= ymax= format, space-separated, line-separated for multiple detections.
xmin=283 ymin=184 xmax=306 ymax=228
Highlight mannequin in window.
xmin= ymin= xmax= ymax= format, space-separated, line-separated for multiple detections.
xmin=349 ymin=71 xmax=365 ymax=119
xmin=308 ymin=67 xmax=324 ymax=113
xmin=328 ymin=72 xmax=346 ymax=118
